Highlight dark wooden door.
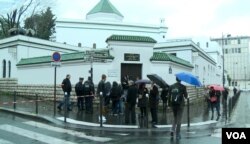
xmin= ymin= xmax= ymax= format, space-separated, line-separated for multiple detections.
xmin=121 ymin=63 xmax=142 ymax=81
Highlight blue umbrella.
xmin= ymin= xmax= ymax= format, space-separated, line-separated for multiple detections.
xmin=175 ymin=72 xmax=202 ymax=87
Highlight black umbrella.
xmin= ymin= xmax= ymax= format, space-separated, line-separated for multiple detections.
xmin=147 ymin=74 xmax=169 ymax=88
xmin=135 ymin=79 xmax=151 ymax=84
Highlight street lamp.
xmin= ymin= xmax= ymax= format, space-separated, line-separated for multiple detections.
xmin=233 ymin=62 xmax=238 ymax=86
xmin=222 ymin=34 xmax=225 ymax=87
xmin=244 ymin=66 xmax=246 ymax=89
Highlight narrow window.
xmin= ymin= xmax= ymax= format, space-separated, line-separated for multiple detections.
xmin=8 ymin=61 xmax=11 ymax=78
xmin=3 ymin=59 xmax=6 ymax=78
xmin=78 ymin=43 xmax=82 ymax=47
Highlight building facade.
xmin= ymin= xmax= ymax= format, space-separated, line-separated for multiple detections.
xmin=12 ymin=35 xmax=193 ymax=85
xmin=211 ymin=35 xmax=250 ymax=89
xmin=154 ymin=38 xmax=222 ymax=86
xmin=54 ymin=0 xmax=167 ymax=48
xmin=0 ymin=0 xmax=221 ymax=87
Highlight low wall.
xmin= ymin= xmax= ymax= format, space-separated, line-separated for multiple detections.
xmin=0 ymin=78 xmax=205 ymax=104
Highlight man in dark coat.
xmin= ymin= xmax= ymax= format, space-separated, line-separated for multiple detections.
xmin=149 ymin=83 xmax=159 ymax=125
xmin=110 ymin=81 xmax=122 ymax=115
xmin=168 ymin=77 xmax=187 ymax=140
xmin=97 ymin=74 xmax=107 ymax=97
xmin=75 ymin=77 xmax=84 ymax=111
xmin=58 ymin=74 xmax=72 ymax=111
xmin=97 ymin=74 xmax=107 ymax=114
xmin=233 ymin=87 xmax=237 ymax=96
xmin=137 ymin=83 xmax=149 ymax=118
xmin=125 ymin=80 xmax=138 ymax=124
xmin=84 ymin=77 xmax=95 ymax=114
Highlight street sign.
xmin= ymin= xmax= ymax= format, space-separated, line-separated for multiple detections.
xmin=52 ymin=52 xmax=61 ymax=62
xmin=51 ymin=62 xmax=61 ymax=67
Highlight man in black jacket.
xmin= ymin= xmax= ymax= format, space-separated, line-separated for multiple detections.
xmin=84 ymin=77 xmax=95 ymax=114
xmin=75 ymin=77 xmax=84 ymax=111
xmin=58 ymin=74 xmax=72 ymax=111
xmin=125 ymin=80 xmax=138 ymax=124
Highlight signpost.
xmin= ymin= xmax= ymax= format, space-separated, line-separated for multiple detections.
xmin=51 ymin=52 xmax=61 ymax=116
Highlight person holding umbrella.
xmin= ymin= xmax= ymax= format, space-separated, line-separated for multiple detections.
xmin=168 ymin=77 xmax=188 ymax=140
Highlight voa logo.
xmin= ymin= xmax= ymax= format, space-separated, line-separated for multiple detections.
xmin=226 ymin=132 xmax=246 ymax=139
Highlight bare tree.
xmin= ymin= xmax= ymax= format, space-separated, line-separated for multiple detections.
xmin=0 ymin=0 xmax=56 ymax=38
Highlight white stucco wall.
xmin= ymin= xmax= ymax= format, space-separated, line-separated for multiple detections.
xmin=0 ymin=48 xmax=18 ymax=79
xmin=55 ymin=20 xmax=167 ymax=48
xmin=150 ymin=62 xmax=192 ymax=86
xmin=108 ymin=41 xmax=154 ymax=80
xmin=16 ymin=60 xmax=113 ymax=85
xmin=154 ymin=40 xmax=220 ymax=86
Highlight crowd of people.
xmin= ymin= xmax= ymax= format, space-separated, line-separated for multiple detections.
xmin=57 ymin=74 xmax=95 ymax=113
xmin=204 ymin=85 xmax=235 ymax=121
xmin=57 ymin=74 xmax=207 ymax=140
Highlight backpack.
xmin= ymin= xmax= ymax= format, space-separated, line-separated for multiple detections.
xmin=83 ymin=82 xmax=91 ymax=95
xmin=171 ymin=85 xmax=183 ymax=105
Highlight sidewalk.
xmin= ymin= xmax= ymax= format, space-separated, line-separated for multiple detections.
xmin=0 ymin=94 xmax=224 ymax=130
xmin=226 ymin=91 xmax=250 ymax=127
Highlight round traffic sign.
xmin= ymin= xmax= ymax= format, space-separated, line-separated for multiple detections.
xmin=52 ymin=52 xmax=61 ymax=62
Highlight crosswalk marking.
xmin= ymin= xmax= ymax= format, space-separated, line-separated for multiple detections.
xmin=0 ymin=139 xmax=14 ymax=144
xmin=23 ymin=121 xmax=112 ymax=142
xmin=0 ymin=125 xmax=77 ymax=144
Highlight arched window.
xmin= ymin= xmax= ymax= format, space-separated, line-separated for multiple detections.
xmin=3 ymin=59 xmax=6 ymax=78
xmin=8 ymin=61 xmax=11 ymax=78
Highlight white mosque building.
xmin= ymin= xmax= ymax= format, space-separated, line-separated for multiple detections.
xmin=0 ymin=0 xmax=222 ymax=86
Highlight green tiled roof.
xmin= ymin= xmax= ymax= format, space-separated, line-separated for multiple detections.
xmin=87 ymin=0 xmax=123 ymax=17
xmin=106 ymin=35 xmax=157 ymax=43
xmin=150 ymin=52 xmax=193 ymax=68
xmin=17 ymin=50 xmax=114 ymax=66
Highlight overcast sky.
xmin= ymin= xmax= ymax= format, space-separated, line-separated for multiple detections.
xmin=1 ymin=0 xmax=250 ymax=39
xmin=53 ymin=0 xmax=250 ymax=39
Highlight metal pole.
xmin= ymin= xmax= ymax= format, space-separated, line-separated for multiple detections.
xmin=64 ymin=93 xmax=67 ymax=123
xmin=100 ymin=92 xmax=103 ymax=127
xmin=13 ymin=91 xmax=16 ymax=110
xmin=54 ymin=66 xmax=57 ymax=117
xmin=187 ymin=97 xmax=190 ymax=127
xmin=222 ymin=33 xmax=225 ymax=87
xmin=90 ymin=52 xmax=93 ymax=82
xmin=36 ymin=93 xmax=38 ymax=114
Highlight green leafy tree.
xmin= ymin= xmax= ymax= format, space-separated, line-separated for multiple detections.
xmin=24 ymin=7 xmax=56 ymax=40
xmin=0 ymin=0 xmax=33 ymax=38
xmin=0 ymin=18 xmax=8 ymax=38
xmin=0 ymin=0 xmax=56 ymax=39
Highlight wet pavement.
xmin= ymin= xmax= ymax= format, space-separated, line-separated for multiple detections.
xmin=0 ymin=90 xmax=240 ymax=132
xmin=0 ymin=94 xmax=218 ymax=128
xmin=0 ymin=90 xmax=244 ymax=144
